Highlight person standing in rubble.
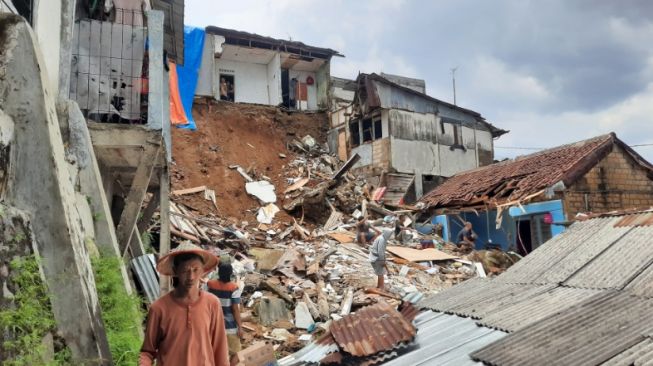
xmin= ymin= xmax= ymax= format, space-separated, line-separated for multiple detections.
xmin=457 ymin=222 xmax=477 ymax=251
xmin=369 ymin=229 xmax=393 ymax=289
xmin=356 ymin=217 xmax=376 ymax=245
xmin=139 ymin=242 xmax=229 ymax=366
xmin=207 ymin=262 xmax=243 ymax=366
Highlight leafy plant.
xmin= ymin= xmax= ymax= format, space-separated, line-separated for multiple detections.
xmin=0 ymin=256 xmax=71 ymax=365
xmin=92 ymin=255 xmax=144 ymax=366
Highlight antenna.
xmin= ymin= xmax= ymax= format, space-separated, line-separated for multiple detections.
xmin=451 ymin=67 xmax=458 ymax=105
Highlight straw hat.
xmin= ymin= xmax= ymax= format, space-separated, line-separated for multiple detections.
xmin=156 ymin=242 xmax=219 ymax=276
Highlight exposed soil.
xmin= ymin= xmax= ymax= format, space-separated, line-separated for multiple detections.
xmin=171 ymin=101 xmax=328 ymax=224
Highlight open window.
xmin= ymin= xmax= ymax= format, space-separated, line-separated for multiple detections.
xmin=219 ymin=74 xmax=235 ymax=102
xmin=349 ymin=120 xmax=360 ymax=147
xmin=453 ymin=122 xmax=463 ymax=146
xmin=362 ymin=118 xmax=373 ymax=143
xmin=373 ymin=118 xmax=382 ymax=139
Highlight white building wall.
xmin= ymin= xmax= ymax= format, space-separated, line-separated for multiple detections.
xmin=386 ymin=109 xmax=493 ymax=177
xmin=196 ymin=33 xmax=215 ymax=97
xmin=33 ymin=0 xmax=63 ymax=94
xmin=266 ymin=53 xmax=281 ymax=106
xmin=215 ymin=59 xmax=270 ymax=105
xmin=390 ymin=138 xmax=440 ymax=175
xmin=289 ymin=70 xmax=317 ymax=110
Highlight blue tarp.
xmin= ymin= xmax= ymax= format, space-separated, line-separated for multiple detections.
xmin=175 ymin=26 xmax=205 ymax=130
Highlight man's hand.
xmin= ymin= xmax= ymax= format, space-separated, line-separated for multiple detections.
xmin=237 ymin=328 xmax=243 ymax=339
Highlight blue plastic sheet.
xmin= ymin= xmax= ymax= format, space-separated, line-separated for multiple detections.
xmin=175 ymin=26 xmax=205 ymax=130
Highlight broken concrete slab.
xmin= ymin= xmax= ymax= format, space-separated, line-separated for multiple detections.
xmin=294 ymin=302 xmax=315 ymax=330
xmin=246 ymin=181 xmax=277 ymax=203
xmin=257 ymin=297 xmax=291 ymax=326
xmin=256 ymin=203 xmax=280 ymax=224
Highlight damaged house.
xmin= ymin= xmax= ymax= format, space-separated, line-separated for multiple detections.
xmin=419 ymin=133 xmax=653 ymax=254
xmin=196 ymin=26 xmax=343 ymax=110
xmin=328 ymin=73 xmax=507 ymax=205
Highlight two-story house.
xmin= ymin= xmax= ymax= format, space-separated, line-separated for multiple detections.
xmin=330 ymin=72 xmax=507 ymax=205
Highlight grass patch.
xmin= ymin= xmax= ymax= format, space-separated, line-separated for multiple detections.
xmin=92 ymin=255 xmax=144 ymax=365
xmin=0 ymin=256 xmax=71 ymax=365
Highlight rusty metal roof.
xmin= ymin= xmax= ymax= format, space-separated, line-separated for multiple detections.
xmin=614 ymin=212 xmax=653 ymax=227
xmin=329 ymin=300 xmax=416 ymax=357
xmin=419 ymin=133 xmax=653 ymax=209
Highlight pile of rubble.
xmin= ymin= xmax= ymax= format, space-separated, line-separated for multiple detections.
xmin=163 ymin=135 xmax=519 ymax=360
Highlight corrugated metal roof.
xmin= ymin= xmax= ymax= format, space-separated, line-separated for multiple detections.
xmin=330 ymin=300 xmax=416 ymax=357
xmin=478 ymin=286 xmax=602 ymax=332
xmin=278 ymin=333 xmax=339 ymax=366
xmin=496 ymin=217 xmax=627 ymax=285
xmin=601 ymin=338 xmax=653 ymax=366
xmin=471 ymin=292 xmax=653 ymax=366
xmin=565 ymin=226 xmax=653 ymax=289
xmin=614 ymin=212 xmax=653 ymax=227
xmin=130 ymin=254 xmax=160 ymax=303
xmin=382 ymin=311 xmax=506 ymax=366
xmin=418 ymin=278 xmax=556 ymax=318
xmin=626 ymin=260 xmax=653 ymax=299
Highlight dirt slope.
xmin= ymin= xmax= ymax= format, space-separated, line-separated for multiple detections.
xmin=171 ymin=101 xmax=328 ymax=224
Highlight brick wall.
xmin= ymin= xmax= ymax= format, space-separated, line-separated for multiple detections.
xmin=564 ymin=145 xmax=653 ymax=215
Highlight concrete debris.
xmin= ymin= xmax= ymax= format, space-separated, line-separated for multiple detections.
xmin=256 ymin=203 xmax=280 ymax=224
xmin=165 ymin=128 xmax=520 ymax=361
xmin=294 ymin=302 xmax=315 ymax=329
xmin=246 ymin=181 xmax=277 ymax=204
xmin=257 ymin=297 xmax=291 ymax=326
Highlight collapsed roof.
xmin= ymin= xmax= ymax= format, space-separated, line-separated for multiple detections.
xmin=355 ymin=73 xmax=507 ymax=138
xmin=419 ymin=133 xmax=653 ymax=210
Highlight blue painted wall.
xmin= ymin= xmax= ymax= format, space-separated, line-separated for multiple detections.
xmin=431 ymin=199 xmax=565 ymax=251
xmin=508 ymin=200 xmax=566 ymax=236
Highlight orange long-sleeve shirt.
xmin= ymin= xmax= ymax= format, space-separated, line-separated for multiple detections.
xmin=139 ymin=290 xmax=229 ymax=366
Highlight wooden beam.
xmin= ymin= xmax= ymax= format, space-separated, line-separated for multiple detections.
xmin=116 ymin=142 xmax=161 ymax=254
xmin=137 ymin=190 xmax=160 ymax=234
xmin=159 ymin=168 xmax=172 ymax=295
xmin=125 ymin=227 xmax=146 ymax=258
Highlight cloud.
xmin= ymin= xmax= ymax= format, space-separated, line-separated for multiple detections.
xmin=185 ymin=0 xmax=653 ymax=162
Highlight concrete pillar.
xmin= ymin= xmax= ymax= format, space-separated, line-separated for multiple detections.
xmin=145 ymin=10 xmax=171 ymax=162
xmin=58 ymin=0 xmax=75 ymax=100
xmin=0 ymin=15 xmax=111 ymax=364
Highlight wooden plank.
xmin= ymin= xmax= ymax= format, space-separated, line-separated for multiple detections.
xmin=171 ymin=185 xmax=207 ymax=195
xmin=125 ymin=228 xmax=146 ymax=258
xmin=170 ymin=227 xmax=199 ymax=243
xmin=327 ymin=232 xmax=355 ymax=244
xmin=316 ymin=280 xmax=330 ymax=320
xmin=386 ymin=246 xmax=459 ymax=262
xmin=331 ymin=153 xmax=361 ymax=180
xmin=159 ymin=169 xmax=172 ymax=295
xmin=116 ymin=142 xmax=161 ymax=253
xmin=284 ymin=178 xmax=309 ymax=194
xmin=323 ymin=210 xmax=343 ymax=231
xmin=137 ymin=190 xmax=160 ymax=234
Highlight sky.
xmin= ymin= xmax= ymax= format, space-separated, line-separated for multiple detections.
xmin=186 ymin=0 xmax=653 ymax=162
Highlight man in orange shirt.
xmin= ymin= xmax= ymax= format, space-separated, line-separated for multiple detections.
xmin=139 ymin=242 xmax=229 ymax=366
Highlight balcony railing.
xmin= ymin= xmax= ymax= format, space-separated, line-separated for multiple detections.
xmin=70 ymin=10 xmax=148 ymax=124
